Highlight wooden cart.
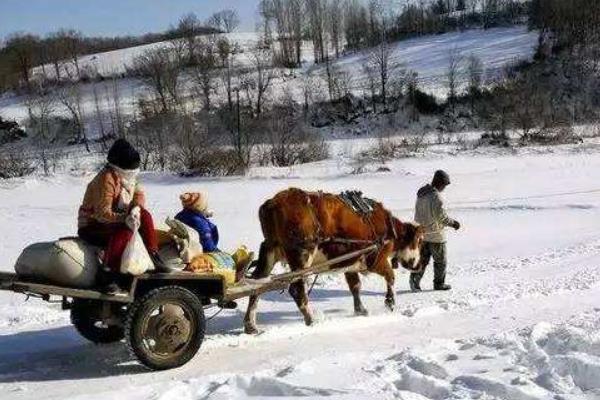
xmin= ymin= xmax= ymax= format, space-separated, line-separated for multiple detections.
xmin=0 ymin=244 xmax=377 ymax=370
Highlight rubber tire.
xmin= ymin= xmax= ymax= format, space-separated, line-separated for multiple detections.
xmin=70 ymin=299 xmax=125 ymax=344
xmin=125 ymin=286 xmax=205 ymax=370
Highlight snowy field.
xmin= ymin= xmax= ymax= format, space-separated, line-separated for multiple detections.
xmin=0 ymin=26 xmax=538 ymax=125
xmin=1 ymin=137 xmax=600 ymax=399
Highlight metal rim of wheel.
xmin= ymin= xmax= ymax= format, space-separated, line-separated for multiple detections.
xmin=140 ymin=301 xmax=194 ymax=359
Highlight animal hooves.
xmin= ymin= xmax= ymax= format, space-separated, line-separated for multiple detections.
xmin=355 ymin=308 xmax=369 ymax=317
xmin=244 ymin=325 xmax=260 ymax=335
xmin=385 ymin=300 xmax=395 ymax=311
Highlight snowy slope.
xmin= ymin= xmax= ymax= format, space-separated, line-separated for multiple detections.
xmin=0 ymin=27 xmax=537 ymax=125
xmin=317 ymin=26 xmax=538 ymax=96
xmin=1 ymin=137 xmax=600 ymax=399
xmin=30 ymin=33 xmax=262 ymax=81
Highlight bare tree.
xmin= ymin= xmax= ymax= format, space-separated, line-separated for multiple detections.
xmin=241 ymin=47 xmax=276 ymax=117
xmin=133 ymin=48 xmax=182 ymax=113
xmin=261 ymin=0 xmax=304 ymax=68
xmin=46 ymin=30 xmax=70 ymax=81
xmin=307 ymin=0 xmax=328 ymax=64
xmin=217 ymin=37 xmax=237 ymax=119
xmin=61 ymin=30 xmax=83 ymax=79
xmin=58 ymin=83 xmax=89 ymax=151
xmin=177 ymin=13 xmax=202 ymax=64
xmin=207 ymin=9 xmax=240 ymax=33
xmin=92 ymin=82 xmax=106 ymax=143
xmin=257 ymin=0 xmax=274 ymax=47
xmin=5 ymin=33 xmax=40 ymax=90
xmin=192 ymin=39 xmax=217 ymax=111
xmin=344 ymin=0 xmax=370 ymax=50
xmin=220 ymin=9 xmax=241 ymax=33
xmin=25 ymin=83 xmax=56 ymax=140
xmin=365 ymin=38 xmax=395 ymax=106
xmin=328 ymin=0 xmax=343 ymax=58
xmin=363 ymin=60 xmax=379 ymax=112
xmin=466 ymin=54 xmax=484 ymax=114
xmin=105 ymin=78 xmax=125 ymax=138
xmin=300 ymin=71 xmax=324 ymax=113
xmin=446 ymin=47 xmax=463 ymax=108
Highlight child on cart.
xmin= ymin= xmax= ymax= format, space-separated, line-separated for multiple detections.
xmin=175 ymin=192 xmax=252 ymax=283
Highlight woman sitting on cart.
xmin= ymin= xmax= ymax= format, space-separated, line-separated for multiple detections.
xmin=78 ymin=139 xmax=171 ymax=293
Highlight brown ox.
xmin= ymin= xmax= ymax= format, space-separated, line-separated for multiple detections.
xmin=244 ymin=188 xmax=424 ymax=334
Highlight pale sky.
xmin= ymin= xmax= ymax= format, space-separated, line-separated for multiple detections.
xmin=0 ymin=0 xmax=261 ymax=40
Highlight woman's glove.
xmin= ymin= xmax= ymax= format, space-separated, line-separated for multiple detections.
xmin=126 ymin=206 xmax=142 ymax=231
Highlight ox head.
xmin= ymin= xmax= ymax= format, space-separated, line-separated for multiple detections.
xmin=391 ymin=218 xmax=424 ymax=271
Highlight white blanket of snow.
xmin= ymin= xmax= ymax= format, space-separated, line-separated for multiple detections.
xmin=312 ymin=26 xmax=538 ymax=96
xmin=0 ymin=27 xmax=537 ymax=124
xmin=1 ymin=138 xmax=600 ymax=399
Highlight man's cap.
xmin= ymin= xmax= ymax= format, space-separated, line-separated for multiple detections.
xmin=433 ymin=170 xmax=451 ymax=186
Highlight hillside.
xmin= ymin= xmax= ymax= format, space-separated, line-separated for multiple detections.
xmin=0 ymin=26 xmax=537 ymax=129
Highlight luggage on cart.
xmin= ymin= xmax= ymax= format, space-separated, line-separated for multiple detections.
xmin=14 ymin=238 xmax=100 ymax=288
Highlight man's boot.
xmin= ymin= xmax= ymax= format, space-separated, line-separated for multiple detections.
xmin=434 ymin=283 xmax=452 ymax=291
xmin=409 ymin=274 xmax=422 ymax=292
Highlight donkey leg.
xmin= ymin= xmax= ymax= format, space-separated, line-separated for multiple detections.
xmin=244 ymin=242 xmax=277 ymax=335
xmin=345 ymin=272 xmax=368 ymax=316
xmin=289 ymin=280 xmax=314 ymax=326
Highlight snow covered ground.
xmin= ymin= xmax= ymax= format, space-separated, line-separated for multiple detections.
xmin=0 ymin=26 xmax=537 ymax=125
xmin=1 ymin=137 xmax=600 ymax=399
xmin=311 ymin=26 xmax=539 ymax=96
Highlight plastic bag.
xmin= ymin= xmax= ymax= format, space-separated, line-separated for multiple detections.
xmin=120 ymin=207 xmax=153 ymax=275
xmin=121 ymin=231 xmax=153 ymax=275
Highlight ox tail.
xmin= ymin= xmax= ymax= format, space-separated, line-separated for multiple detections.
xmin=253 ymin=200 xmax=280 ymax=279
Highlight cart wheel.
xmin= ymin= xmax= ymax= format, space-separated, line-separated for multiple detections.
xmin=125 ymin=286 xmax=205 ymax=370
xmin=71 ymin=299 xmax=125 ymax=344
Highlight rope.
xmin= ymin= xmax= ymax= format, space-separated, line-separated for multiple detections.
xmin=307 ymin=274 xmax=319 ymax=296
xmin=206 ymin=307 xmax=224 ymax=321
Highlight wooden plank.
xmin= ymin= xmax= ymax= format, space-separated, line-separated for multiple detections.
xmin=7 ymin=281 xmax=133 ymax=303
xmin=224 ymin=245 xmax=376 ymax=301
xmin=137 ymin=271 xmax=224 ymax=282
xmin=0 ymin=272 xmax=17 ymax=290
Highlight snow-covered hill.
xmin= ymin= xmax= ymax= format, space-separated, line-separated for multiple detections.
xmin=0 ymin=26 xmax=537 ymax=126
xmin=1 ymin=136 xmax=600 ymax=399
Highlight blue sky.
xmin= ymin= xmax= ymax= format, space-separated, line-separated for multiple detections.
xmin=0 ymin=0 xmax=260 ymax=40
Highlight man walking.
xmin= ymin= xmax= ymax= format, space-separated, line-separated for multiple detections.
xmin=410 ymin=170 xmax=460 ymax=291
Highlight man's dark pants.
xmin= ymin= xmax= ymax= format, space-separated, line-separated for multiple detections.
xmin=410 ymin=241 xmax=447 ymax=288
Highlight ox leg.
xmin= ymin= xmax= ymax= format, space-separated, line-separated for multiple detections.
xmin=244 ymin=295 xmax=261 ymax=335
xmin=345 ymin=272 xmax=368 ymax=316
xmin=244 ymin=242 xmax=277 ymax=335
xmin=382 ymin=266 xmax=396 ymax=311
xmin=287 ymin=247 xmax=315 ymax=326
xmin=289 ymin=280 xmax=313 ymax=326
xmin=370 ymin=242 xmax=396 ymax=311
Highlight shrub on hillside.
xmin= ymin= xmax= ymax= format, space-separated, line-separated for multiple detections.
xmin=0 ymin=117 xmax=26 ymax=145
xmin=0 ymin=152 xmax=35 ymax=179
xmin=408 ymin=88 xmax=440 ymax=115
